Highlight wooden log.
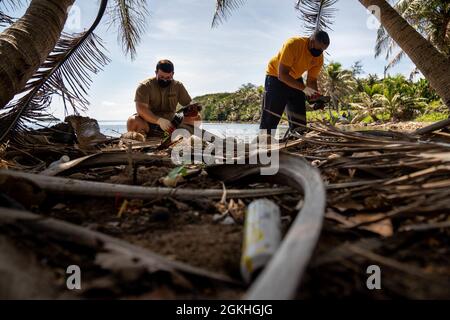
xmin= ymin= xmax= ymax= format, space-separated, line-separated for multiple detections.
xmin=0 ymin=169 xmax=294 ymax=200
xmin=40 ymin=152 xmax=172 ymax=176
xmin=414 ymin=118 xmax=450 ymax=135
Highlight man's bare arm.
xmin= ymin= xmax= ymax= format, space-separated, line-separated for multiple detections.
xmin=278 ymin=63 xmax=306 ymax=91
xmin=306 ymin=78 xmax=319 ymax=91
xmin=136 ymin=102 xmax=161 ymax=124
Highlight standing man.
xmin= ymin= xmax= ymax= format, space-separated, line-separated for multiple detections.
xmin=260 ymin=31 xmax=330 ymax=134
xmin=127 ymin=59 xmax=201 ymax=137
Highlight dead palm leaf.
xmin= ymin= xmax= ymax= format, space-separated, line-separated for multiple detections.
xmin=0 ymin=0 xmax=24 ymax=26
xmin=0 ymin=11 xmax=14 ymax=26
xmin=295 ymin=0 xmax=338 ymax=33
xmin=211 ymin=0 xmax=246 ymax=28
xmin=106 ymin=0 xmax=149 ymax=60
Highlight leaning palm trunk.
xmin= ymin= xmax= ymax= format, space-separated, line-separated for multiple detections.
xmin=359 ymin=0 xmax=450 ymax=108
xmin=0 ymin=0 xmax=75 ymax=109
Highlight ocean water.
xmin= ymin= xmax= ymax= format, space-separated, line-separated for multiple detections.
xmin=98 ymin=121 xmax=288 ymax=140
xmin=28 ymin=120 xmax=288 ymax=140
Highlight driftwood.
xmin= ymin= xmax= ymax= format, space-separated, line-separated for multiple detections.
xmin=414 ymin=117 xmax=450 ymax=135
xmin=0 ymin=208 xmax=240 ymax=286
xmin=207 ymin=152 xmax=326 ymax=300
xmin=40 ymin=152 xmax=173 ymax=176
xmin=0 ymin=169 xmax=294 ymax=200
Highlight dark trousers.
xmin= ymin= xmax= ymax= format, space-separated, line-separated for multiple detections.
xmin=259 ymin=75 xmax=306 ymax=132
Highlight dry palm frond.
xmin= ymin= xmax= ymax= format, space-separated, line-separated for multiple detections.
xmin=0 ymin=11 xmax=14 ymax=26
xmin=295 ymin=0 xmax=338 ymax=33
xmin=0 ymin=0 xmax=24 ymax=26
xmin=107 ymin=0 xmax=149 ymax=60
xmin=0 ymin=0 xmax=110 ymax=143
xmin=211 ymin=0 xmax=246 ymax=28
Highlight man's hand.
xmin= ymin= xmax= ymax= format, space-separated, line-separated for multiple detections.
xmin=157 ymin=118 xmax=173 ymax=132
xmin=303 ymin=87 xmax=317 ymax=97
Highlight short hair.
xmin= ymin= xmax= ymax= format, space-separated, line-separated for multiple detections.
xmin=156 ymin=59 xmax=174 ymax=73
xmin=313 ymin=30 xmax=330 ymax=46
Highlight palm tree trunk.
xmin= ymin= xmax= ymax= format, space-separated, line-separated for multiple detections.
xmin=359 ymin=0 xmax=450 ymax=109
xmin=332 ymin=97 xmax=339 ymax=113
xmin=0 ymin=0 xmax=75 ymax=109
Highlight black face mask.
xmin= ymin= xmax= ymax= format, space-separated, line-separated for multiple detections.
xmin=158 ymin=79 xmax=172 ymax=88
xmin=309 ymin=47 xmax=323 ymax=57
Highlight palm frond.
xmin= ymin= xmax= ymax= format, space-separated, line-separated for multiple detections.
xmin=212 ymin=0 xmax=246 ymax=28
xmin=0 ymin=0 xmax=110 ymax=143
xmin=386 ymin=50 xmax=406 ymax=71
xmin=0 ymin=0 xmax=25 ymax=26
xmin=107 ymin=0 xmax=149 ymax=60
xmin=375 ymin=27 xmax=390 ymax=58
xmin=0 ymin=10 xmax=14 ymax=26
xmin=0 ymin=0 xmax=24 ymax=10
xmin=374 ymin=0 xmax=449 ymax=71
xmin=0 ymin=32 xmax=110 ymax=143
xmin=295 ymin=0 xmax=338 ymax=33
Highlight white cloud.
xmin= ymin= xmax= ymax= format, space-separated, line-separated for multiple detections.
xmin=154 ymin=19 xmax=184 ymax=36
xmin=101 ymin=101 xmax=118 ymax=107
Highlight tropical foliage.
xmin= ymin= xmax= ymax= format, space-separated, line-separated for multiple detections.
xmin=197 ymin=84 xmax=264 ymax=122
xmin=318 ymin=62 xmax=357 ymax=114
xmin=198 ymin=63 xmax=447 ymax=124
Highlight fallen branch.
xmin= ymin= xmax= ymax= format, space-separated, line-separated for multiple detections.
xmin=0 ymin=169 xmax=294 ymax=200
xmin=40 ymin=152 xmax=172 ymax=176
xmin=414 ymin=118 xmax=450 ymax=136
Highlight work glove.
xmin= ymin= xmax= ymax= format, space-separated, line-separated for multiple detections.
xmin=157 ymin=118 xmax=173 ymax=132
xmin=302 ymin=86 xmax=317 ymax=97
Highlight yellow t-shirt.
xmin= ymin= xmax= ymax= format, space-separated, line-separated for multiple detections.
xmin=267 ymin=37 xmax=324 ymax=80
xmin=134 ymin=77 xmax=192 ymax=120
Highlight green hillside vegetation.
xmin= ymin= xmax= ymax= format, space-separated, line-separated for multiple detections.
xmin=194 ymin=63 xmax=448 ymax=124
xmin=194 ymin=83 xmax=264 ymax=122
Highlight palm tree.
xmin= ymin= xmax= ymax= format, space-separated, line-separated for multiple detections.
xmin=213 ymin=0 xmax=450 ymax=111
xmin=350 ymin=84 xmax=385 ymax=123
xmin=0 ymin=0 xmax=149 ymax=141
xmin=375 ymin=0 xmax=450 ymax=73
xmin=319 ymin=62 xmax=357 ymax=114
xmin=379 ymin=76 xmax=427 ymax=120
xmin=377 ymin=91 xmax=426 ymax=121
xmin=0 ymin=0 xmax=76 ymax=109
xmin=359 ymin=0 xmax=450 ymax=111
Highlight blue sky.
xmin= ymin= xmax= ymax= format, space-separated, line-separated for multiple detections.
xmin=5 ymin=0 xmax=415 ymax=120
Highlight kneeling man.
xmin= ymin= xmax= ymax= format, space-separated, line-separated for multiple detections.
xmin=127 ymin=59 xmax=201 ymax=137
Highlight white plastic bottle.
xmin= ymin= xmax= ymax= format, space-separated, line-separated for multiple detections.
xmin=241 ymin=199 xmax=281 ymax=283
